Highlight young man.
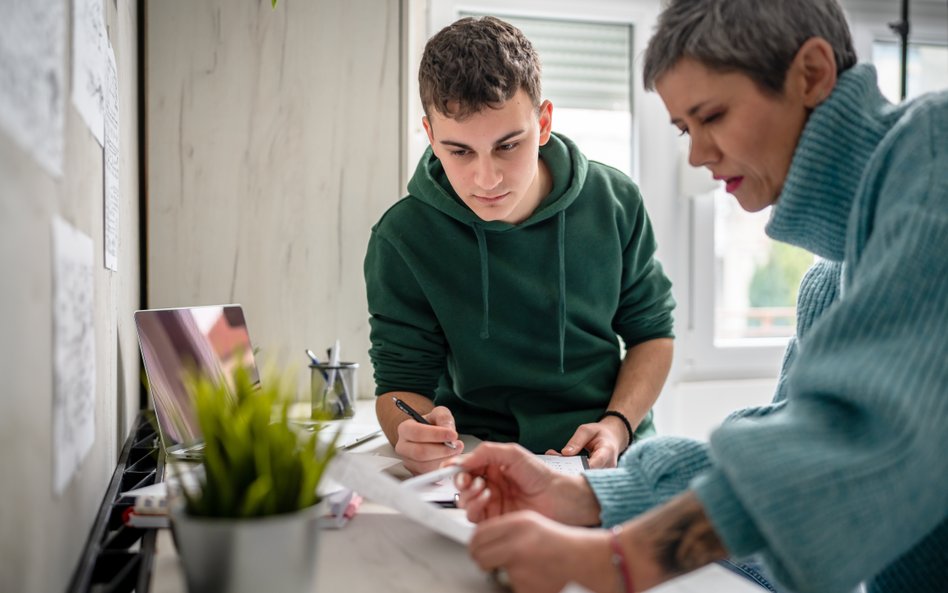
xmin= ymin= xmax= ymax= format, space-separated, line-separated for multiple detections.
xmin=364 ymin=16 xmax=675 ymax=474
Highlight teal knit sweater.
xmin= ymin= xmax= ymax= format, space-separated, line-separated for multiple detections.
xmin=586 ymin=64 xmax=948 ymax=593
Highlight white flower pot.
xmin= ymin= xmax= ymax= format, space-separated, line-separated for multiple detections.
xmin=170 ymin=503 xmax=324 ymax=593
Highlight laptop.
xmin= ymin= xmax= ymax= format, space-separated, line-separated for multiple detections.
xmin=134 ymin=304 xmax=260 ymax=460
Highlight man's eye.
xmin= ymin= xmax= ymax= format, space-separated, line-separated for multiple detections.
xmin=498 ymin=143 xmax=518 ymax=152
xmin=450 ymin=149 xmax=470 ymax=157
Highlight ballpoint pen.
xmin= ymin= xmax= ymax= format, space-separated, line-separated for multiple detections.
xmin=392 ymin=397 xmax=457 ymax=450
xmin=304 ymin=349 xmax=329 ymax=380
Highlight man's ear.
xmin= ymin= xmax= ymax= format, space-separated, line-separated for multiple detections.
xmin=537 ymin=100 xmax=554 ymax=145
xmin=791 ymin=37 xmax=838 ymax=108
xmin=422 ymin=115 xmax=435 ymax=146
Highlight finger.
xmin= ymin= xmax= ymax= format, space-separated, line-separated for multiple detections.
xmin=544 ymin=449 xmax=562 ymax=456
xmin=397 ymin=418 xmax=459 ymax=447
xmin=425 ymin=406 xmax=457 ymax=430
xmin=560 ymin=424 xmax=596 ymax=456
xmin=470 ymin=515 xmax=532 ymax=568
xmin=460 ymin=483 xmax=491 ymax=521
xmin=459 ymin=442 xmax=534 ymax=474
xmin=395 ymin=437 xmax=459 ymax=464
xmin=585 ymin=448 xmax=614 ymax=469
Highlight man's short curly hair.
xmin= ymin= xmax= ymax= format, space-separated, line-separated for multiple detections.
xmin=419 ymin=16 xmax=542 ymax=120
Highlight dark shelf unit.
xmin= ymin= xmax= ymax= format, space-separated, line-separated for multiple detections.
xmin=67 ymin=411 xmax=165 ymax=593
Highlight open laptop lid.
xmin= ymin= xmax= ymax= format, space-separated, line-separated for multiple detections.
xmin=134 ymin=304 xmax=259 ymax=459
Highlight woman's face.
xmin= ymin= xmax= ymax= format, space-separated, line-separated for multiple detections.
xmin=655 ymin=58 xmax=810 ymax=212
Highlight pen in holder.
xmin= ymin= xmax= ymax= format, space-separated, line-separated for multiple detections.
xmin=309 ymin=361 xmax=357 ymax=419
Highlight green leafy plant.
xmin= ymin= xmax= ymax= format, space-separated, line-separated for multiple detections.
xmin=179 ymin=362 xmax=337 ymax=518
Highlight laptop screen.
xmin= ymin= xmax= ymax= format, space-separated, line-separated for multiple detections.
xmin=134 ymin=304 xmax=259 ymax=458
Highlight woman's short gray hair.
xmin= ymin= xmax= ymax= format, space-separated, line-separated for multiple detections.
xmin=643 ymin=0 xmax=857 ymax=94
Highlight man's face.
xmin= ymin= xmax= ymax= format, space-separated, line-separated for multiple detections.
xmin=655 ymin=58 xmax=809 ymax=213
xmin=423 ymin=89 xmax=553 ymax=224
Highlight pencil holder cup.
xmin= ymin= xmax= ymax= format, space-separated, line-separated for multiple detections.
xmin=310 ymin=362 xmax=357 ymax=419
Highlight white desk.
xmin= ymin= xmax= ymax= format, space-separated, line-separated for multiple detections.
xmin=149 ymin=399 xmax=764 ymax=593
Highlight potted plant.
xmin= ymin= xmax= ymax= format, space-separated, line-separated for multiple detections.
xmin=168 ymin=362 xmax=338 ymax=593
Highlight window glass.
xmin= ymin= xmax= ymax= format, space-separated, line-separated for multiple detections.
xmin=873 ymin=41 xmax=948 ymax=102
xmin=461 ymin=12 xmax=634 ymax=175
xmin=713 ymin=194 xmax=813 ymax=342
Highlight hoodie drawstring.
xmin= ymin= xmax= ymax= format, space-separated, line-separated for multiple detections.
xmin=473 ymin=225 xmax=490 ymax=339
xmin=472 ymin=214 xmax=566 ymax=371
xmin=557 ymin=210 xmax=566 ymax=373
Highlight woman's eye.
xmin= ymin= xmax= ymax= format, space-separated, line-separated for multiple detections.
xmin=702 ymin=112 xmax=723 ymax=125
xmin=677 ymin=127 xmax=689 ymax=137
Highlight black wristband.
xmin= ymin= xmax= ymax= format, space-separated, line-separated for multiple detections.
xmin=598 ymin=410 xmax=635 ymax=453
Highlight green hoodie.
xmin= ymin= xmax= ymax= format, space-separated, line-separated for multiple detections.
xmin=364 ymin=133 xmax=674 ymax=452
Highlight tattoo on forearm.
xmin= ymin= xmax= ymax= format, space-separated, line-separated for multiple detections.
xmin=646 ymin=493 xmax=728 ymax=576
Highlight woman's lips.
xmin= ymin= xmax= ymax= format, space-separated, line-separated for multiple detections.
xmin=725 ymin=177 xmax=744 ymax=193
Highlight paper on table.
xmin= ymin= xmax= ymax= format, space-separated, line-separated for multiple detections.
xmin=327 ymin=452 xmax=475 ymax=545
xmin=556 ymin=563 xmax=766 ymax=593
xmin=418 ymin=454 xmax=588 ymax=504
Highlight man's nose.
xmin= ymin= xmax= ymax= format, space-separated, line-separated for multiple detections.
xmin=473 ymin=156 xmax=502 ymax=191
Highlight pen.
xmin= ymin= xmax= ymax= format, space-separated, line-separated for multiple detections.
xmin=392 ymin=397 xmax=458 ymax=450
xmin=341 ymin=429 xmax=384 ymax=451
xmin=399 ymin=464 xmax=463 ymax=490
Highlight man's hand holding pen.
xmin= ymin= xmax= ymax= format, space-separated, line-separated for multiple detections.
xmin=392 ymin=397 xmax=464 ymax=475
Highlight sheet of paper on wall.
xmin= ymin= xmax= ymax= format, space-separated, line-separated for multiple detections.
xmin=327 ymin=452 xmax=474 ymax=545
xmin=72 ymin=0 xmax=107 ymax=146
xmin=51 ymin=216 xmax=97 ymax=495
xmin=0 ymin=0 xmax=66 ymax=176
xmin=103 ymin=42 xmax=119 ymax=271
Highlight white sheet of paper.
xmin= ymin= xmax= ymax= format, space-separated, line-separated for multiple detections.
xmin=52 ymin=217 xmax=97 ymax=495
xmin=103 ymin=41 xmax=119 ymax=271
xmin=71 ymin=0 xmax=107 ymax=145
xmin=327 ymin=451 xmax=475 ymax=544
xmin=557 ymin=563 xmax=766 ymax=593
xmin=0 ymin=0 xmax=66 ymax=176
xmin=417 ymin=453 xmax=588 ymax=504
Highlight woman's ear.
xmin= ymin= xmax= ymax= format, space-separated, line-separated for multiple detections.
xmin=791 ymin=37 xmax=838 ymax=108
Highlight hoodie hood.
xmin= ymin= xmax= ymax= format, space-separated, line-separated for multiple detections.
xmin=406 ymin=133 xmax=588 ymax=370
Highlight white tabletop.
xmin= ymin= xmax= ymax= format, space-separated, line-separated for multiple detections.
xmin=149 ymin=398 xmax=764 ymax=593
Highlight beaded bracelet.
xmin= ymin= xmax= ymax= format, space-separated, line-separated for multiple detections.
xmin=610 ymin=525 xmax=635 ymax=593
xmin=598 ymin=410 xmax=635 ymax=453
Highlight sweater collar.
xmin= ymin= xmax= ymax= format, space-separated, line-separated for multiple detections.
xmin=766 ymin=64 xmax=893 ymax=261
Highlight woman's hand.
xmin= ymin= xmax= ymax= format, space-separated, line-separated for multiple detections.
xmin=455 ymin=442 xmax=601 ymax=526
xmin=469 ymin=511 xmax=618 ymax=593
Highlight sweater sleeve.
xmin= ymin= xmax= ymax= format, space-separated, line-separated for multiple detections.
xmin=364 ymin=229 xmax=447 ymax=398
xmin=693 ymin=166 xmax=948 ymax=592
xmin=584 ymin=436 xmax=714 ymax=527
xmin=612 ymin=187 xmax=676 ymax=346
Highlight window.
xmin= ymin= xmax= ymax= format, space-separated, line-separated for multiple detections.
xmin=872 ymin=41 xmax=948 ymax=102
xmin=463 ymin=14 xmax=634 ymax=176
xmin=712 ymin=196 xmax=813 ymax=342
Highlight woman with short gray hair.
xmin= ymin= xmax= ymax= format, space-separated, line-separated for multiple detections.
xmin=453 ymin=1 xmax=948 ymax=592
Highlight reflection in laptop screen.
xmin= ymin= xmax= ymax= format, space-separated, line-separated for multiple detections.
xmin=134 ymin=304 xmax=259 ymax=459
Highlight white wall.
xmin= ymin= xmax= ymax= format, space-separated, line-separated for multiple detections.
xmin=0 ymin=3 xmax=142 ymax=592
xmin=146 ymin=0 xmax=401 ymax=395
